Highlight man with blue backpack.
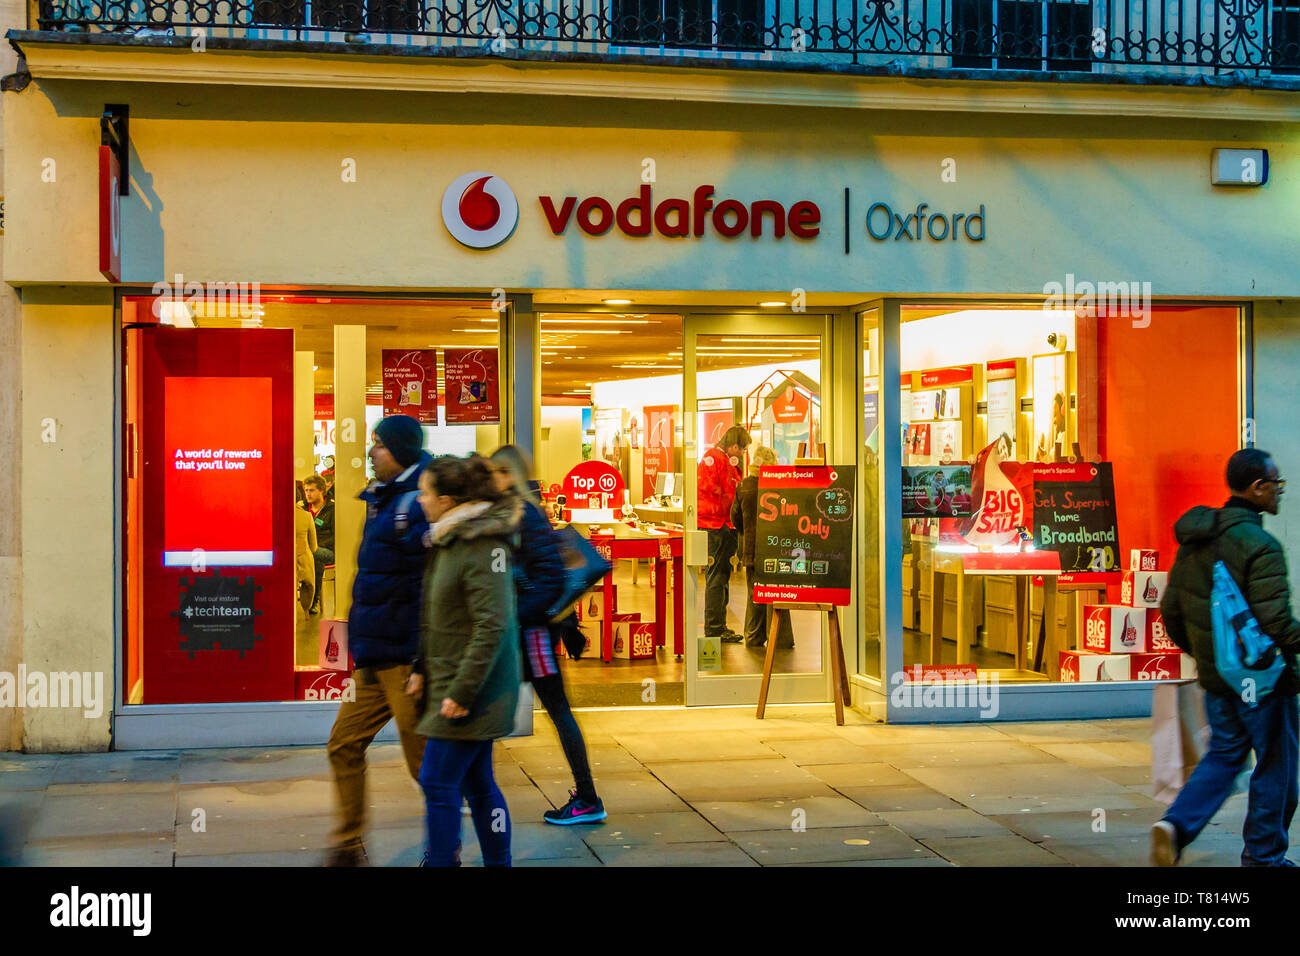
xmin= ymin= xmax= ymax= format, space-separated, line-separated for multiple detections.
xmin=325 ymin=415 xmax=432 ymax=866
xmin=1152 ymin=448 xmax=1300 ymax=867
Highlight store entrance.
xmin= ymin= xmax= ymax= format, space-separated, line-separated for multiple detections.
xmin=684 ymin=313 xmax=835 ymax=707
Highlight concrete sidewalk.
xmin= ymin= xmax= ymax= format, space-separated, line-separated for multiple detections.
xmin=0 ymin=706 xmax=1274 ymax=866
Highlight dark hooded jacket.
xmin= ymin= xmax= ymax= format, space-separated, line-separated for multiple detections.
xmin=416 ymin=495 xmax=523 ymax=741
xmin=1161 ymin=499 xmax=1300 ymax=699
xmin=348 ymin=452 xmax=433 ymax=668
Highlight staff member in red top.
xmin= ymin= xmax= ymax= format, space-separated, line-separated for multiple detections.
xmin=698 ymin=425 xmax=751 ymax=643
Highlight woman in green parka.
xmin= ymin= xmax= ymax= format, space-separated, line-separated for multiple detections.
xmin=404 ymin=454 xmax=522 ymax=867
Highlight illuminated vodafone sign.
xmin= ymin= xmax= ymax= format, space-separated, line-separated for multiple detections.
xmin=441 ymin=174 xmax=820 ymax=247
xmin=539 ymin=185 xmax=821 ymax=240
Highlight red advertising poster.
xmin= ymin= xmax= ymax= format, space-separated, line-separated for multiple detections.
xmin=382 ymin=349 xmax=439 ymax=424
xmin=445 ymin=348 xmax=500 ymax=424
xmin=642 ymin=404 xmax=676 ymax=496
xmin=136 ymin=327 xmax=294 ymax=705
xmin=697 ymin=398 xmax=738 ymax=460
xmin=770 ymin=383 xmax=811 ymax=423
xmin=164 ymin=377 xmax=274 ymax=566
xmin=98 ymin=145 xmax=121 ymax=283
xmin=942 ymin=438 xmax=1033 ymax=548
xmin=563 ymin=460 xmax=625 ymax=509
xmin=314 ymin=393 xmax=335 ymax=420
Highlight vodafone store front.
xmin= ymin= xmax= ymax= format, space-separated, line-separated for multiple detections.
xmin=5 ymin=69 xmax=1296 ymax=750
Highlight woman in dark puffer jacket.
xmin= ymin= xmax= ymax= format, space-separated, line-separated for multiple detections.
xmin=490 ymin=444 xmax=606 ymax=826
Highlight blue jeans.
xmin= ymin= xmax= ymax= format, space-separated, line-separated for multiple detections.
xmin=1165 ymin=691 xmax=1299 ymax=866
xmin=418 ymin=738 xmax=511 ymax=867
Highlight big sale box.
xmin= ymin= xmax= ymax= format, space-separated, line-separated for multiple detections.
xmin=612 ymin=621 xmax=656 ymax=660
xmin=1121 ymin=570 xmax=1168 ymax=608
xmin=1060 ymin=650 xmax=1196 ymax=682
xmin=1082 ymin=605 xmax=1148 ymax=653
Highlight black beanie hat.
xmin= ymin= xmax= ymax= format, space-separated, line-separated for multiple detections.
xmin=374 ymin=415 xmax=425 ymax=469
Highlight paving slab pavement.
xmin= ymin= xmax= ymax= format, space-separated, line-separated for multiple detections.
xmin=0 ymin=706 xmax=1290 ymax=866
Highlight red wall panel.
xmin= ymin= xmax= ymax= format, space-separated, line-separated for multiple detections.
xmin=1097 ymin=307 xmax=1240 ymax=569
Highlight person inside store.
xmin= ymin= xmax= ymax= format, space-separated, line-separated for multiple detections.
xmin=699 ymin=424 xmax=751 ymax=643
xmin=294 ymin=480 xmax=317 ymax=619
xmin=732 ymin=445 xmax=794 ymax=650
xmin=1152 ymin=448 xmax=1300 ymax=867
xmin=303 ymin=474 xmax=335 ymax=615
xmin=324 ymin=415 xmax=431 ymax=867
xmin=405 ymin=454 xmax=523 ymax=867
xmin=490 ymin=443 xmax=606 ymax=826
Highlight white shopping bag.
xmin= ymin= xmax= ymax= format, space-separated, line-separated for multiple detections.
xmin=1151 ymin=680 xmax=1210 ymax=805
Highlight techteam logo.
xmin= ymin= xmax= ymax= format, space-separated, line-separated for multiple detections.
xmin=442 ymin=172 xmax=518 ymax=249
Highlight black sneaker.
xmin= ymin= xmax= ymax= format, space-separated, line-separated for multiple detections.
xmin=544 ymin=791 xmax=607 ymax=825
xmin=720 ymin=630 xmax=744 ymax=643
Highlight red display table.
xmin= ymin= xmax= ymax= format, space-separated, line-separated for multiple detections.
xmin=588 ymin=529 xmax=684 ymax=663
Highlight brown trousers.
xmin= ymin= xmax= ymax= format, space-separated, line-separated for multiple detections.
xmin=326 ymin=662 xmax=425 ymax=847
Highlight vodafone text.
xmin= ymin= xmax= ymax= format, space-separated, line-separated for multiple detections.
xmin=50 ymin=887 xmax=151 ymax=936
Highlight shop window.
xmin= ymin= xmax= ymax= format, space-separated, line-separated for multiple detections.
xmin=951 ymin=0 xmax=1092 ymax=71
xmin=896 ymin=305 xmax=1240 ymax=692
xmin=611 ymin=0 xmax=764 ymax=50
xmin=122 ymin=296 xmax=503 ymax=705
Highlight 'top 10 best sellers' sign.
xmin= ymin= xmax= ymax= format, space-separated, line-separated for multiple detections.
xmin=752 ymin=465 xmax=856 ymax=606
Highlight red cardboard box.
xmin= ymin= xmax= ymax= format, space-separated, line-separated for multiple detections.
xmin=294 ymin=668 xmax=355 ymax=701
xmin=1082 ymin=605 xmax=1148 ymax=653
xmin=1121 ymin=570 xmax=1168 ymax=608
xmin=1059 ymin=650 xmax=1137 ymax=682
xmin=1131 ymin=652 xmax=1197 ymax=681
xmin=613 ymin=621 xmax=656 ymax=660
xmin=1147 ymin=610 xmax=1181 ymax=653
xmin=319 ymin=619 xmax=352 ymax=672
xmin=1130 ymin=549 xmax=1159 ymax=571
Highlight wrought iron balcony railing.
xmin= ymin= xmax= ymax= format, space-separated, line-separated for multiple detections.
xmin=33 ymin=0 xmax=1300 ymax=77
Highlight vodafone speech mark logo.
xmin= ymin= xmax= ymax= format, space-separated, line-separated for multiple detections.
xmin=442 ymin=172 xmax=518 ymax=249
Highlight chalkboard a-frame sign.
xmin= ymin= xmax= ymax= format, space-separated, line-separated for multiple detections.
xmin=752 ymin=465 xmax=856 ymax=606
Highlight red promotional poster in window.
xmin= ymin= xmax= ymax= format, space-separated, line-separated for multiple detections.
xmin=770 ymin=383 xmax=810 ymax=423
xmin=444 ymin=347 xmax=500 ymax=424
xmin=131 ymin=325 xmax=294 ymax=705
xmin=382 ymin=349 xmax=439 ymax=424
xmin=642 ymin=404 xmax=676 ymax=495
xmin=940 ymin=438 xmax=1033 ymax=548
xmin=163 ymin=377 xmax=273 ymax=566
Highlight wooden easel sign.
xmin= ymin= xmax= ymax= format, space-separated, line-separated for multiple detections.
xmin=750 ymin=464 xmax=856 ymax=725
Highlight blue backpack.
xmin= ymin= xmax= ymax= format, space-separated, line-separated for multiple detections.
xmin=1211 ymin=554 xmax=1284 ymax=706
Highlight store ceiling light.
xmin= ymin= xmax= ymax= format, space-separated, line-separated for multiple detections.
xmin=698 ymin=345 xmax=817 ymax=351
xmin=602 ymin=298 xmax=633 ymax=305
xmin=759 ymin=301 xmax=787 ymax=307
xmin=540 ymin=318 xmax=650 ymax=325
xmin=614 ymin=364 xmax=680 ymax=369
xmin=721 ymin=337 xmax=819 ymax=343
xmin=541 ymin=329 xmax=627 ymax=335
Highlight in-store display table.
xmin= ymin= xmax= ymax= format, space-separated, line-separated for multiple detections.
xmin=582 ymin=525 xmax=685 ymax=663
xmin=928 ymin=548 xmax=1062 ymax=676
